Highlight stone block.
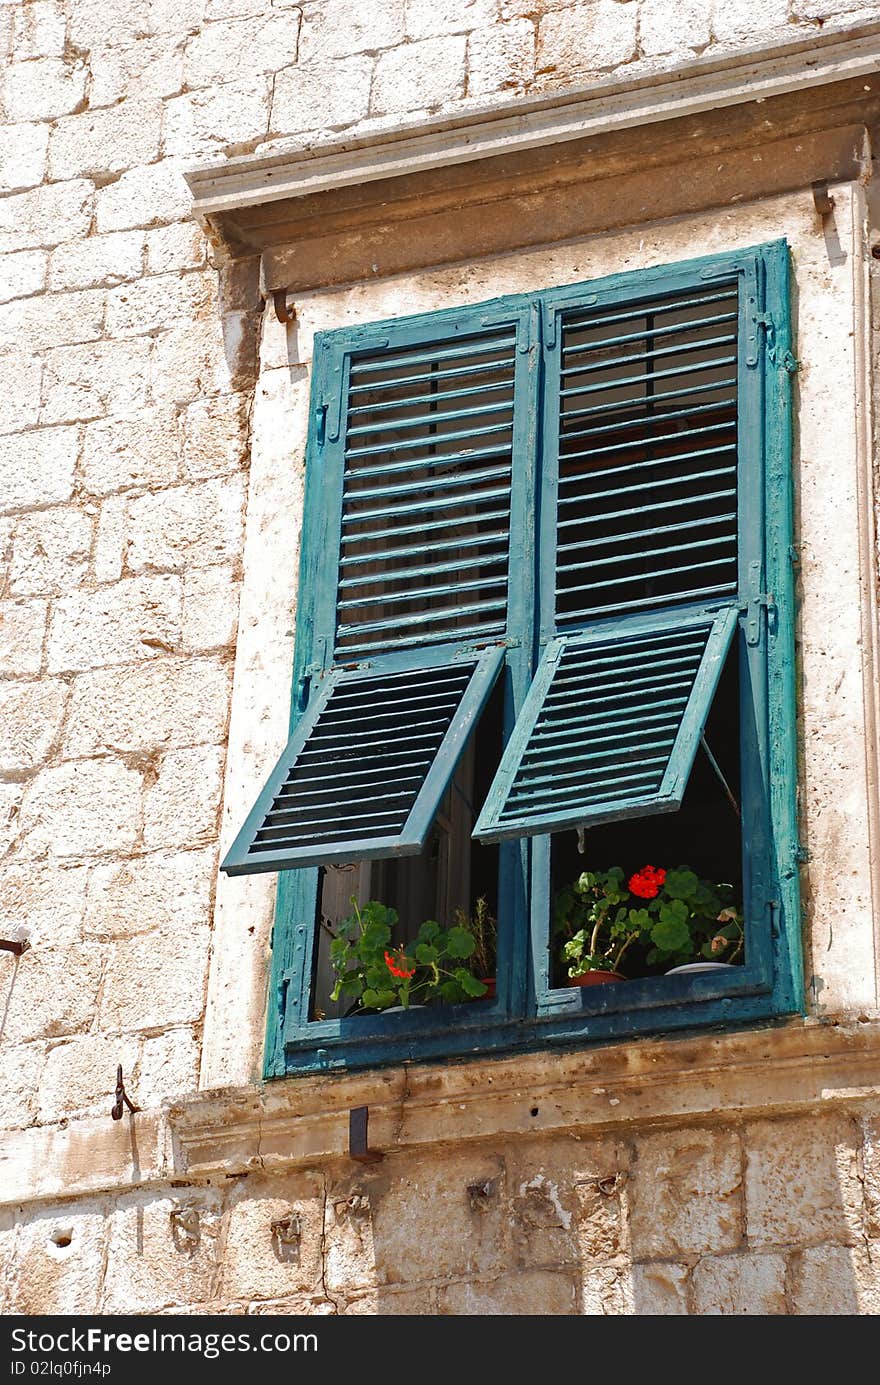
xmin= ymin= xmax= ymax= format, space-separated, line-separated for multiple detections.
xmin=221 ymin=1173 xmax=326 ymax=1302
xmin=181 ymin=566 xmax=240 ymax=651
xmin=0 ymin=944 xmax=104 ymax=1044
xmin=41 ymin=338 xmax=152 ymax=424
xmin=185 ymin=12 xmax=300 ymax=87
xmin=711 ymin=0 xmax=790 ymax=43
xmin=0 ymin=1042 xmax=45 ymax=1129
xmin=136 ymin=1027 xmax=200 ymax=1108
xmin=864 ymin=1112 xmax=880 ymax=1238
xmin=0 ymin=679 xmax=68 ymax=772
xmin=48 ymin=101 xmax=163 ymax=182
xmin=790 ymin=1243 xmax=880 ymax=1316
xmin=439 ymin=1269 xmax=577 ymax=1314
xmin=406 ymin=0 xmax=499 ymax=38
xmin=0 ymin=287 xmax=105 ymax=354
xmin=84 ymin=847 xmax=217 ymax=940
xmin=105 ymin=271 xmax=215 ymax=340
xmin=743 ymin=1114 xmax=863 ymax=1248
xmin=88 ymin=38 xmax=185 ymax=107
xmin=0 ymin=860 xmax=89 ymax=947
xmin=38 ymin=1033 xmax=141 ymax=1124
xmin=335 ymin=1150 xmax=512 ymax=1289
xmin=149 ymin=0 xmax=207 ymax=28
xmin=93 ymin=496 xmax=126 ymax=583
xmin=64 ymin=656 xmax=231 ymax=756
xmin=69 ymin=0 xmax=150 ymax=48
xmin=95 ymin=161 xmax=192 ymax=234
xmin=143 ymin=746 xmax=226 ymax=848
xmin=102 ymin=1191 xmax=224 ymax=1313
xmin=125 ymin=476 xmax=245 ymax=574
xmin=4 ymin=57 xmax=88 ymax=123
xmin=506 ymin=1136 xmax=621 ymax=1266
xmin=182 ymin=393 xmax=248 ymax=480
xmin=47 ymin=574 xmax=181 ymax=673
xmin=271 ymin=55 xmax=373 ymax=135
xmin=150 ymin=316 xmax=242 ymax=407
xmin=630 ymin=1261 xmax=690 ymax=1314
xmin=9 ymin=507 xmax=92 ymax=596
xmin=10 ymin=1203 xmax=107 ymax=1315
xmin=371 ymin=35 xmax=467 ymax=116
xmin=0 ymin=351 xmax=42 ymax=430
xmin=163 ymin=79 xmax=272 ymax=159
xmin=536 ymin=0 xmax=638 ymax=78
xmin=12 ymin=2 xmax=66 ymax=60
xmin=98 ymin=923 xmax=210 ymax=1030
xmin=0 ymin=179 xmax=92 ymax=254
xmin=639 ymin=0 xmax=710 ymax=56
xmin=0 ymin=783 xmax=23 ymax=858
xmin=0 ymin=427 xmax=77 ymax=514
xmin=467 ymin=18 xmax=535 ymax=95
xmin=144 ymin=222 xmax=207 ymax=276
xmin=300 ymin=0 xmax=403 ymax=60
xmin=343 ymin=1286 xmax=438 ymax=1314
xmin=0 ymin=598 xmax=47 ymax=675
xmin=0 ymin=248 xmax=47 ymax=303
xmin=691 ymin=1252 xmax=787 ymax=1315
xmin=20 ymin=759 xmax=142 ymax=861
xmin=626 ymin=1127 xmax=743 ymax=1259
xmin=579 ymin=1265 xmax=634 ymax=1314
xmin=48 ymin=231 xmax=145 ymax=292
xmin=82 ymin=410 xmax=181 ymax=495
xmin=0 ymin=122 xmax=49 ymax=194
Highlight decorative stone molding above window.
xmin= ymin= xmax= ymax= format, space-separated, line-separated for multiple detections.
xmin=185 ymin=29 xmax=880 ymax=296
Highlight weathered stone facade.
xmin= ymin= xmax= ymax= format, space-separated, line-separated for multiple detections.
xmin=3 ymin=0 xmax=880 ymax=1315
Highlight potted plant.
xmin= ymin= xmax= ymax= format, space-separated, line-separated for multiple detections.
xmin=554 ymin=864 xmax=744 ymax=985
xmin=454 ymin=896 xmax=497 ymax=998
xmin=329 ymin=898 xmax=488 ymax=1013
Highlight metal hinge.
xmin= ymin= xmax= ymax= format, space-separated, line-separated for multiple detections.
xmin=296 ymin=659 xmax=323 ymax=709
xmin=794 ymin=842 xmax=812 ymax=864
xmin=748 ymin=312 xmax=799 ymax=373
xmin=741 ymin=558 xmax=775 ymax=646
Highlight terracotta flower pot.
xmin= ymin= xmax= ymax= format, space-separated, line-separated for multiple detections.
xmin=566 ymin=970 xmax=625 ymax=986
xmin=479 ymin=977 xmax=496 ymax=1000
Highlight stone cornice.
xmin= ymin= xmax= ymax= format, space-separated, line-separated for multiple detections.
xmin=185 ymin=28 xmax=880 ymax=223
xmin=3 ymin=1018 xmax=880 ymax=1209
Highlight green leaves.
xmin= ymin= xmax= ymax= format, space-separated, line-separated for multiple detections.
xmin=446 ymin=926 xmax=476 ymax=959
xmin=664 ymin=868 xmax=699 ymax=901
xmin=650 ymin=899 xmax=691 ymax=953
xmin=415 ymin=943 xmax=439 ymax=965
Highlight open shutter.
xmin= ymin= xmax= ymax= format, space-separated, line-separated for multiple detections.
xmin=477 ymin=270 xmax=746 ymax=843
xmin=474 ymin=605 xmax=736 ymax=841
xmin=225 ymin=644 xmax=503 ymax=874
xmin=224 ymin=305 xmax=531 ymax=878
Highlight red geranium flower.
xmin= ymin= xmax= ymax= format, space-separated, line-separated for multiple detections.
xmin=628 ymin=864 xmax=667 ymax=899
xmin=384 ymin=947 xmax=416 ymax=980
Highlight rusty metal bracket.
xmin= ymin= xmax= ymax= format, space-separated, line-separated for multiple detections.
xmin=111 ymin=1064 xmax=140 ymax=1121
xmin=272 ymin=288 xmax=295 ymax=324
xmin=349 ymin=1105 xmax=383 ymax=1163
xmin=0 ymin=936 xmax=29 ymax=956
xmin=812 ymin=180 xmax=835 ymax=219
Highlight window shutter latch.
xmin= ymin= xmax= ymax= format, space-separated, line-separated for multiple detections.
xmin=742 ymin=559 xmax=774 ymax=645
xmin=296 ymin=660 xmax=323 ymax=710
xmin=748 ymin=312 xmax=799 ymax=373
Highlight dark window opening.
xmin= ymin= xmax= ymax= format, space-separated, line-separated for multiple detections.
xmin=548 ymin=639 xmax=743 ymax=987
xmin=310 ymin=675 xmax=504 ymax=1019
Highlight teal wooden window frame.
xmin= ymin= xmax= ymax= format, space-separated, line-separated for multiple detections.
xmin=249 ymin=240 xmax=801 ymax=1079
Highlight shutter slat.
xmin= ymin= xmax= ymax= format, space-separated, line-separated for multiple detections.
xmin=561 ymin=310 xmax=738 ymax=357
xmin=333 ymin=323 xmax=517 ymax=657
xmin=561 ymin=285 xmax=736 ymax=333
xmin=473 ymin=607 xmax=738 ymax=842
xmin=223 ymin=645 xmax=504 ymax=874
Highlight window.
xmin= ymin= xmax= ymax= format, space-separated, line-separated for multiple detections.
xmin=223 ymin=241 xmax=802 ymax=1077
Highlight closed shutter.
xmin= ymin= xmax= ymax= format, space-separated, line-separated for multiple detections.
xmin=223 ymin=302 xmax=534 ymax=876
xmin=475 ymin=271 xmax=745 ymax=843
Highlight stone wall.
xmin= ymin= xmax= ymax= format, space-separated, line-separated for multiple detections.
xmin=3 ymin=0 xmax=880 ymax=1316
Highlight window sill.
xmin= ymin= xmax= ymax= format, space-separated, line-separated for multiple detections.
xmin=172 ymin=1016 xmax=880 ymax=1185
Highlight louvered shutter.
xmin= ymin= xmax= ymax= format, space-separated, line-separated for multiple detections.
xmin=223 ymin=304 xmax=533 ymax=876
xmin=475 ymin=271 xmax=745 ymax=842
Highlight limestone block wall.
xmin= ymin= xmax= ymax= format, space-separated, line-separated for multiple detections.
xmin=2 ymin=0 xmax=880 ymax=1316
